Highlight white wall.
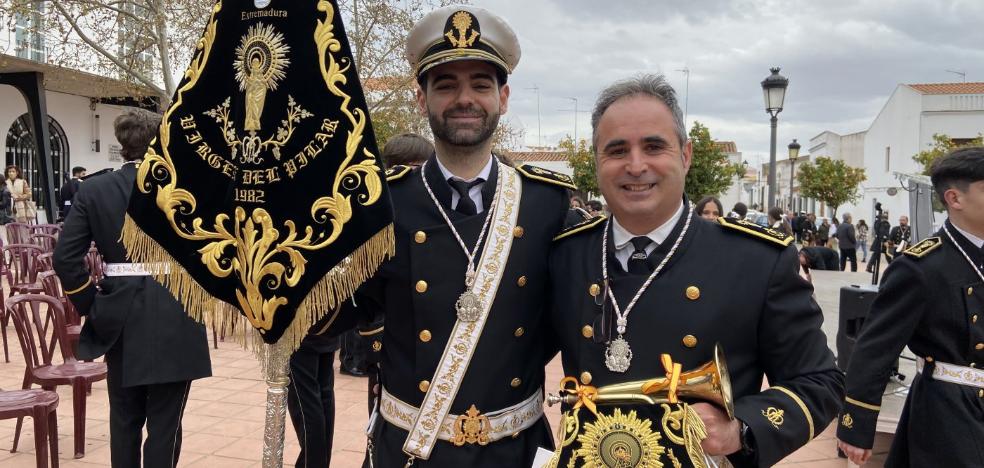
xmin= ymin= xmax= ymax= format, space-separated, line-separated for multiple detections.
xmin=0 ymin=85 xmax=130 ymax=180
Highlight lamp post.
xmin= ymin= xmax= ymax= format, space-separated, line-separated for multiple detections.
xmin=788 ymin=138 xmax=800 ymax=211
xmin=761 ymin=67 xmax=789 ymax=210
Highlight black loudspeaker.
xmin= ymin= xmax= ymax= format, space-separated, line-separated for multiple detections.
xmin=836 ymin=285 xmax=878 ymax=371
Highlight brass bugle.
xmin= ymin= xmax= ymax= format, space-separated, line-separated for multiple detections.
xmin=547 ymin=343 xmax=735 ymax=420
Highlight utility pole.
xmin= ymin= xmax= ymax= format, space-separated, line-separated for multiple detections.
xmin=526 ymin=84 xmax=542 ymax=147
xmin=558 ymin=97 xmax=588 ymax=144
xmin=676 ymin=67 xmax=690 ymax=125
xmin=945 ymin=69 xmax=967 ymax=82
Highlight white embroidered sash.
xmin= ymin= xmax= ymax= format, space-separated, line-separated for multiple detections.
xmin=402 ymin=164 xmax=522 ymax=459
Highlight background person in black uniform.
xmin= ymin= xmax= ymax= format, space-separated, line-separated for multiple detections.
xmin=288 ymin=332 xmax=340 ymax=467
xmin=837 ymin=147 xmax=984 ymax=467
xmin=886 ymin=215 xmax=911 ymax=262
xmin=58 ymin=166 xmax=86 ymax=221
xmin=53 ymin=108 xmax=211 ymax=468
xmin=547 ymin=75 xmax=843 ymax=467
xmin=347 ymin=6 xmax=572 ymax=467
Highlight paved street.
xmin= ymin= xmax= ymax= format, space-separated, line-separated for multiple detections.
xmin=0 ymin=263 xmax=898 ymax=467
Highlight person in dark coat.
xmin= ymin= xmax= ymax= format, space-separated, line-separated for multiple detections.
xmin=867 ymin=213 xmax=892 ymax=272
xmin=53 ymin=108 xmax=211 ymax=468
xmin=886 ymin=215 xmax=912 ymax=262
xmin=836 ymin=213 xmax=858 ymax=271
xmin=344 ymin=6 xmax=572 ymax=467
xmin=838 ymin=147 xmax=984 ymax=467
xmin=58 ymin=166 xmax=86 ymax=220
xmin=547 ymin=74 xmax=843 ymax=468
xmin=287 ymin=333 xmax=340 ymax=467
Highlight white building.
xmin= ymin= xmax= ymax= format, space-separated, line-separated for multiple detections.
xmin=811 ymin=82 xmax=984 ymax=222
xmin=715 ymin=141 xmax=748 ymax=212
xmin=1 ymin=8 xmax=157 ymax=220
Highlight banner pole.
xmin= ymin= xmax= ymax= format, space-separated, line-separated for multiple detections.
xmin=262 ymin=341 xmax=291 ymax=467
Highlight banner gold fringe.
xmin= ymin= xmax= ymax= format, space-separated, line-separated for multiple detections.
xmin=683 ymin=404 xmax=710 ymax=468
xmin=121 ymin=214 xmax=394 ymax=370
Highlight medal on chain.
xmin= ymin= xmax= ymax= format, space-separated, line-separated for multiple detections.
xmin=421 ymin=158 xmax=501 ymax=323
xmin=601 ymin=204 xmax=694 ymax=372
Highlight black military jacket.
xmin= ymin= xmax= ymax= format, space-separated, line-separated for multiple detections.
xmin=838 ymin=221 xmax=984 ymax=467
xmin=53 ymin=164 xmax=211 ymax=387
xmin=357 ymin=158 xmax=570 ymax=466
xmin=548 ymin=211 xmax=844 ymax=468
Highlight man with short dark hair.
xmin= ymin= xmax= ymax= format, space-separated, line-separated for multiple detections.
xmin=730 ymin=201 xmax=748 ymax=219
xmin=353 ymin=6 xmax=572 ymax=467
xmin=58 ymin=165 xmax=86 ymax=220
xmin=547 ymin=74 xmax=842 ymax=467
xmin=585 ymin=199 xmax=604 ymax=217
xmin=381 ymin=132 xmax=434 ymax=167
xmin=887 ymin=214 xmax=912 ymax=261
xmin=838 ymin=146 xmax=984 ymax=467
xmin=53 ymin=108 xmax=210 ymax=466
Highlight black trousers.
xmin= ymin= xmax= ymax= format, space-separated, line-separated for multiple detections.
xmin=840 ymin=248 xmax=857 ymax=272
xmin=288 ymin=344 xmax=336 ymax=468
xmin=106 ymin=348 xmax=192 ymax=468
xmin=340 ymin=329 xmax=367 ymax=373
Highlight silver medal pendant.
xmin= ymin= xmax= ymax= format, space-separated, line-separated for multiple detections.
xmin=455 ymin=290 xmax=483 ymax=322
xmin=605 ymin=335 xmax=633 ymax=373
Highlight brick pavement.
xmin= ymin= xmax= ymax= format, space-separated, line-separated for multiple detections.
xmin=0 ymin=261 xmax=896 ymax=466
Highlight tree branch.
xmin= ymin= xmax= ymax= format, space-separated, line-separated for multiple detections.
xmin=49 ymin=0 xmax=166 ymax=98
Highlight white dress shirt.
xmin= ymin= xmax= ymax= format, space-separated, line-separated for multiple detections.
xmin=611 ymin=201 xmax=685 ymax=271
xmin=436 ymin=154 xmax=494 ymax=214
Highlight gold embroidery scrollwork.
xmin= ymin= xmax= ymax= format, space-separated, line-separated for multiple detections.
xmin=130 ymin=0 xmax=389 ymax=337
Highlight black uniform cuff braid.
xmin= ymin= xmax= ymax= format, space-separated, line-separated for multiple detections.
xmin=836 ymin=400 xmax=879 ymax=449
xmin=359 ymin=322 xmax=384 ymax=365
xmin=733 ymin=389 xmax=814 ymax=468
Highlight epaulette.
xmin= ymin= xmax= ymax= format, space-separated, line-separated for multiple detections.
xmin=554 ymin=215 xmax=606 ymax=241
xmin=81 ymin=168 xmax=114 ymax=181
xmin=515 ymin=164 xmax=577 ymax=190
xmin=717 ymin=216 xmax=793 ymax=247
xmin=904 ymin=237 xmax=941 ymax=258
xmin=385 ymin=165 xmax=412 ymax=182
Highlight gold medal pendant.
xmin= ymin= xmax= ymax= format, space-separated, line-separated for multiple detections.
xmin=605 ymin=336 xmax=633 ymax=373
xmin=456 ymin=290 xmax=483 ymax=322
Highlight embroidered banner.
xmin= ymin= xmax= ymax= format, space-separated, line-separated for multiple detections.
xmin=122 ymin=0 xmax=393 ymax=349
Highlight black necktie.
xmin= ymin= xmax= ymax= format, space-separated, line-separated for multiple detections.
xmin=627 ymin=236 xmax=653 ymax=274
xmin=447 ymin=178 xmax=484 ymax=216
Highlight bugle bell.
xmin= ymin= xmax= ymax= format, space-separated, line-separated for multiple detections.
xmin=547 ymin=343 xmax=735 ymax=420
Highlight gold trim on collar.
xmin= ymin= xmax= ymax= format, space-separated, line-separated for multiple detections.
xmin=717 ymin=217 xmax=794 ymax=247
xmin=64 ymin=278 xmax=92 ymax=295
xmin=770 ymin=386 xmax=814 ymax=440
xmin=554 ymin=216 xmax=607 ymax=241
xmin=904 ymin=237 xmax=941 ymax=258
xmin=845 ymin=396 xmax=881 ymax=411
xmin=515 ymin=164 xmax=577 ymax=190
xmin=385 ymin=165 xmax=412 ymax=182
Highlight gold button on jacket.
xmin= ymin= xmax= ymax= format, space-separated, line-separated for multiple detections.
xmin=419 ymin=330 xmax=432 ymax=342
xmin=419 ymin=380 xmax=430 ymax=392
xmin=581 ymin=325 xmax=594 ymax=339
xmin=415 ymin=280 xmax=428 ymax=293
xmin=414 ymin=231 xmax=427 ymax=243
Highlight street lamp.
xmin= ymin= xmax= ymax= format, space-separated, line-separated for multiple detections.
xmin=788 ymin=138 xmax=801 ymax=211
xmin=761 ymin=67 xmax=789 ymax=209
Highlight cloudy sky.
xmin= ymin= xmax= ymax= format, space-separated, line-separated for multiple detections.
xmin=470 ymin=0 xmax=984 ymax=165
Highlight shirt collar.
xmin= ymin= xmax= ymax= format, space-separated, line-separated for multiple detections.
xmin=951 ymin=219 xmax=984 ymax=249
xmin=435 ymin=154 xmax=494 ymax=183
xmin=611 ymin=200 xmax=685 ymax=250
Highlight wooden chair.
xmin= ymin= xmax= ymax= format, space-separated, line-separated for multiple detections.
xmin=6 ymin=294 xmax=107 ymax=459
xmin=37 ymin=252 xmax=53 ymax=273
xmin=29 ymin=224 xmax=61 ymax=236
xmin=6 ymin=222 xmax=32 ymax=244
xmin=29 ymin=234 xmax=57 ymax=253
xmin=0 ymin=389 xmax=59 ymax=468
xmin=4 ymin=244 xmax=45 ymax=295
xmin=38 ymin=271 xmax=82 ymax=360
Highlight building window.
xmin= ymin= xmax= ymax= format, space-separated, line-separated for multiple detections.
xmin=14 ymin=1 xmax=46 ymax=62
xmin=885 ymin=147 xmax=891 ymax=171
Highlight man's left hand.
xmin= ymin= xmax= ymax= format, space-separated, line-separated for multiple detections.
xmin=692 ymin=402 xmax=742 ymax=456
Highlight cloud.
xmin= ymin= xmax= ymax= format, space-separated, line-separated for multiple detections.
xmin=472 ymin=0 xmax=984 ymax=155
